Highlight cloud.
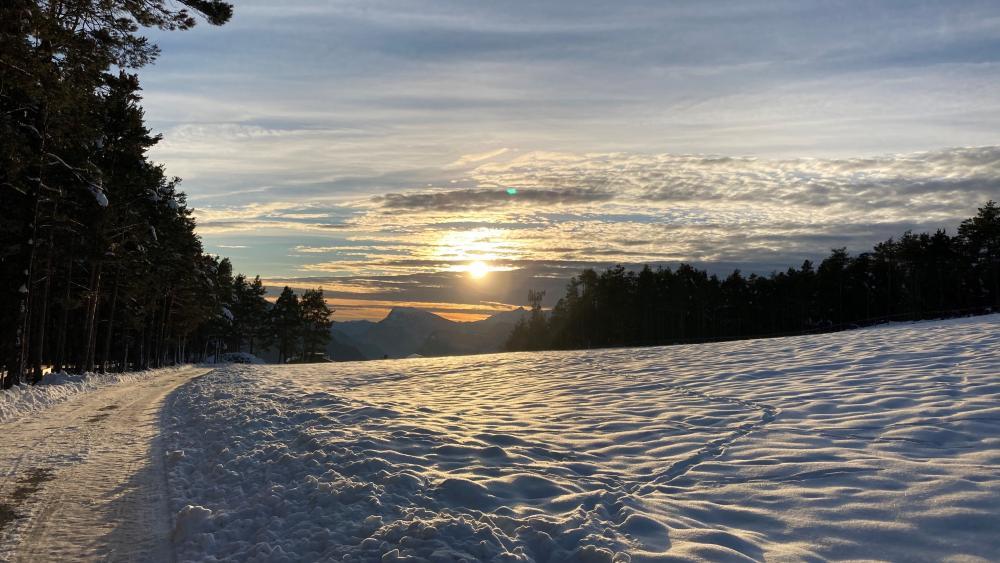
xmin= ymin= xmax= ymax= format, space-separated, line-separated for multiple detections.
xmin=196 ymin=220 xmax=351 ymax=234
xmin=373 ymin=186 xmax=614 ymax=212
xmin=464 ymin=147 xmax=1000 ymax=221
xmin=445 ymin=148 xmax=510 ymax=169
xmin=183 ymin=146 xmax=997 ymax=280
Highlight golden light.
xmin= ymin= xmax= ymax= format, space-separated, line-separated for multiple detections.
xmin=468 ymin=261 xmax=490 ymax=280
xmin=435 ymin=228 xmax=509 ymax=263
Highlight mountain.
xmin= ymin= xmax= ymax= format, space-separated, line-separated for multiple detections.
xmin=417 ymin=308 xmax=528 ymax=357
xmin=331 ymin=319 xmax=376 ymax=339
xmin=328 ymin=307 xmax=529 ymax=361
xmin=325 ymin=332 xmax=368 ymax=362
xmin=325 ymin=319 xmax=386 ymax=360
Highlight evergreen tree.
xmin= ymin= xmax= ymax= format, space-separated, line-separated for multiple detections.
xmin=958 ymin=201 xmax=1000 ymax=308
xmin=245 ymin=276 xmax=271 ymax=355
xmin=270 ymin=287 xmax=302 ymax=364
xmin=504 ymin=290 xmax=548 ymax=351
xmin=300 ymin=288 xmax=333 ymax=362
xmin=229 ymin=274 xmax=271 ymax=355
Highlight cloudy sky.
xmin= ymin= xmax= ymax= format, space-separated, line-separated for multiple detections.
xmin=140 ymin=0 xmax=1000 ymax=320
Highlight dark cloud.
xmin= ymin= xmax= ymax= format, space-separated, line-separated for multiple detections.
xmin=374 ymin=187 xmax=614 ymax=212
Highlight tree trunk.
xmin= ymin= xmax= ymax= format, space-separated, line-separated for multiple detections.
xmin=119 ymin=332 xmax=129 ymax=374
xmin=158 ymin=293 xmax=172 ymax=367
xmin=82 ymin=260 xmax=102 ymax=373
xmin=53 ymin=256 xmax=73 ymax=373
xmin=30 ymin=202 xmax=59 ymax=383
xmin=100 ymin=265 xmax=121 ymax=373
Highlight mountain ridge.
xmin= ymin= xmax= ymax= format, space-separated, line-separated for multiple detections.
xmin=327 ymin=307 xmax=528 ymax=361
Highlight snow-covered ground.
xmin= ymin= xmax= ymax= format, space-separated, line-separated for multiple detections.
xmin=0 ymin=368 xmax=179 ymax=424
xmin=165 ymin=315 xmax=1000 ymax=562
xmin=0 ymin=366 xmax=209 ymax=562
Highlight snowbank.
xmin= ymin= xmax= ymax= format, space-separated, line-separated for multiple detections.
xmin=164 ymin=315 xmax=1000 ymax=561
xmin=0 ymin=366 xmax=188 ymax=424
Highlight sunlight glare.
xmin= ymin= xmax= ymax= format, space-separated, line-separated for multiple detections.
xmin=468 ymin=261 xmax=489 ymax=280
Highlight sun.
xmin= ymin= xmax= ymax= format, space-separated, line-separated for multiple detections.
xmin=468 ymin=261 xmax=490 ymax=280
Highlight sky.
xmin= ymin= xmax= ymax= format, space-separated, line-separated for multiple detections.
xmin=139 ymin=0 xmax=1000 ymax=320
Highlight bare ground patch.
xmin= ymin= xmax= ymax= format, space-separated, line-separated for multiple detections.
xmin=0 ymin=468 xmax=55 ymax=530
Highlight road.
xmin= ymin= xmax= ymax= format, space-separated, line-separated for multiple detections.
xmin=0 ymin=367 xmax=209 ymax=562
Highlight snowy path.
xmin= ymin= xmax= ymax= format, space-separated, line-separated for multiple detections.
xmin=0 ymin=366 xmax=209 ymax=562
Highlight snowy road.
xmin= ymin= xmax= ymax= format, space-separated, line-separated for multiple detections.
xmin=0 ymin=366 xmax=209 ymax=562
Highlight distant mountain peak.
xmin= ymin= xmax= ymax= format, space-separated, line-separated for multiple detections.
xmin=330 ymin=305 xmax=525 ymax=361
xmin=384 ymin=306 xmax=447 ymax=322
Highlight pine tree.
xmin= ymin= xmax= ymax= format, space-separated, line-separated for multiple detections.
xmin=300 ymin=288 xmax=333 ymax=362
xmin=958 ymin=201 xmax=1000 ymax=308
xmin=270 ymin=287 xmax=301 ymax=364
xmin=246 ymin=276 xmax=271 ymax=355
xmin=228 ymin=274 xmax=272 ymax=356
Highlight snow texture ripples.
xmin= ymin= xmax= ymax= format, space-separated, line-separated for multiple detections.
xmin=164 ymin=315 xmax=1000 ymax=562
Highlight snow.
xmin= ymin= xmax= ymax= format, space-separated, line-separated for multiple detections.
xmin=0 ymin=367 xmax=186 ymax=424
xmin=88 ymin=182 xmax=109 ymax=207
xmin=163 ymin=315 xmax=1000 ymax=561
xmin=0 ymin=367 xmax=209 ymax=561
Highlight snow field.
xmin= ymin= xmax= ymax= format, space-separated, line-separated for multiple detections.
xmin=164 ymin=315 xmax=1000 ymax=562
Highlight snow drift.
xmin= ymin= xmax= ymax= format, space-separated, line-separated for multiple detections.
xmin=164 ymin=315 xmax=1000 ymax=561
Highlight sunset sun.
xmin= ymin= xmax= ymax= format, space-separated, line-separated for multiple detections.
xmin=468 ymin=261 xmax=490 ymax=280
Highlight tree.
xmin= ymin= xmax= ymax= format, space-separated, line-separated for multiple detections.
xmin=958 ymin=201 xmax=1000 ymax=308
xmin=505 ymin=290 xmax=548 ymax=351
xmin=270 ymin=287 xmax=301 ymax=364
xmin=300 ymin=288 xmax=333 ymax=362
xmin=230 ymin=275 xmax=270 ymax=355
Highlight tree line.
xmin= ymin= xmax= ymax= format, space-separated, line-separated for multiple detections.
xmin=0 ymin=0 xmax=235 ymax=386
xmin=0 ymin=0 xmax=330 ymax=386
xmin=507 ymin=201 xmax=1000 ymax=352
xmin=177 ymin=271 xmax=335 ymax=366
